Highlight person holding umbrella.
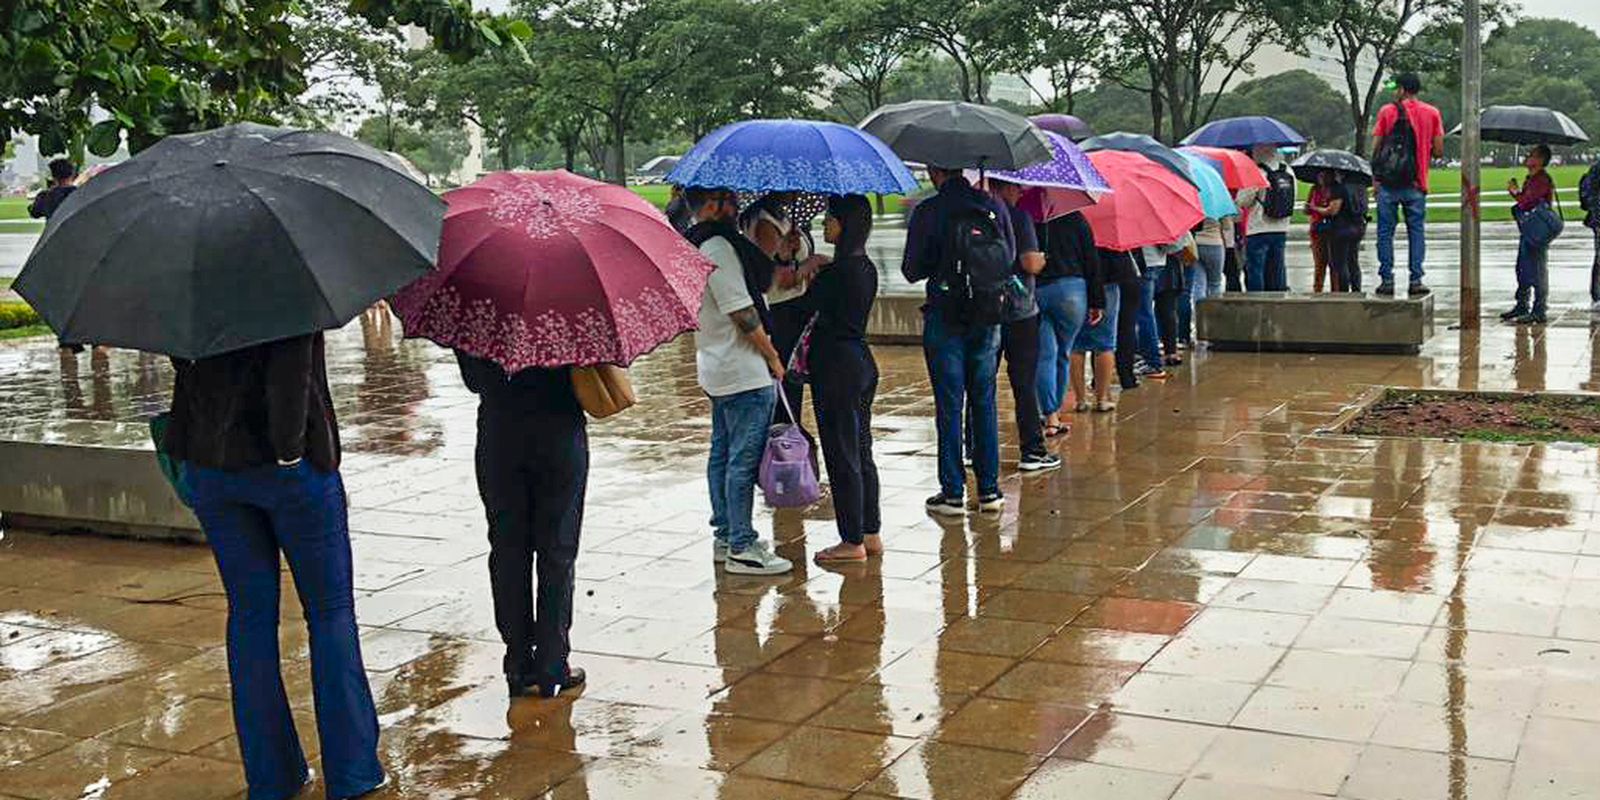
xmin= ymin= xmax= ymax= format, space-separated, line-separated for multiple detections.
xmin=1504 ymin=144 xmax=1558 ymax=325
xmin=1307 ymin=169 xmax=1367 ymax=293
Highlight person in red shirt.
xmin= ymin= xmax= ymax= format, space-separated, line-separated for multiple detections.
xmin=1305 ymin=182 xmax=1336 ymax=292
xmin=1370 ymin=73 xmax=1445 ymax=297
xmin=1503 ymin=144 xmax=1558 ymax=324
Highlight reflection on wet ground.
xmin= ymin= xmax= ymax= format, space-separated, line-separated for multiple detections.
xmin=10 ymin=264 xmax=1600 ymax=797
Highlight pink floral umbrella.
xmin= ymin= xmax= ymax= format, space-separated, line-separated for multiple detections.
xmin=393 ymin=171 xmax=714 ymax=370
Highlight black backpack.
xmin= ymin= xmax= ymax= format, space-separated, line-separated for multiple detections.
xmin=1262 ymin=163 xmax=1296 ymax=219
xmin=1336 ymin=180 xmax=1369 ymax=233
xmin=1373 ymin=101 xmax=1418 ymax=190
xmin=942 ymin=204 xmax=1011 ymax=327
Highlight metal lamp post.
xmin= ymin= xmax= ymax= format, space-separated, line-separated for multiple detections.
xmin=1459 ymin=0 xmax=1483 ymax=326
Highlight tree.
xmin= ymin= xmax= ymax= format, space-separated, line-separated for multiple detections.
xmin=883 ymin=0 xmax=1010 ymax=102
xmin=290 ymin=2 xmax=406 ymax=125
xmin=355 ymin=115 xmax=468 ymax=184
xmin=1073 ymin=82 xmax=1157 ymax=135
xmin=1320 ymin=0 xmax=1466 ymax=155
xmin=2 ymin=0 xmax=528 ymax=158
xmin=810 ymin=0 xmax=921 ymax=122
xmin=1095 ymin=0 xmax=1326 ymax=142
xmin=1213 ymin=70 xmax=1353 ymax=147
xmin=988 ymin=0 xmax=1105 ymax=113
xmin=399 ymin=48 xmax=541 ymax=171
xmin=665 ymin=0 xmax=825 ymax=139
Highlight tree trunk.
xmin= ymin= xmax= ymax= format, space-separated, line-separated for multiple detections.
xmin=607 ymin=114 xmax=627 ymax=185
xmin=563 ymin=139 xmax=577 ymax=172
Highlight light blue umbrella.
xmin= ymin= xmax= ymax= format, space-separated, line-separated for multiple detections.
xmin=1177 ymin=151 xmax=1237 ymax=220
xmin=667 ymin=119 xmax=919 ymax=195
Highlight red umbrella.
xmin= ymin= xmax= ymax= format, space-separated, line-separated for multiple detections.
xmin=1077 ymin=150 xmax=1205 ymax=251
xmin=1178 ymin=146 xmax=1268 ymax=191
xmin=393 ymin=171 xmax=714 ymax=370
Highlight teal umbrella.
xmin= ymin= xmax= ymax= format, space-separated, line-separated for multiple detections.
xmin=1177 ymin=151 xmax=1238 ymax=220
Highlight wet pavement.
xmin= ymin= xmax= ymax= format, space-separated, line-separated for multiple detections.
xmin=5 ymin=235 xmax=1600 ymax=799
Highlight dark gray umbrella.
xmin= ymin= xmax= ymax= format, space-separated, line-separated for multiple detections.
xmin=16 ymin=123 xmax=444 ymax=359
xmin=859 ymin=100 xmax=1052 ymax=171
xmin=1291 ymin=149 xmax=1373 ymax=185
xmin=1079 ymin=132 xmax=1200 ymax=188
xmin=1449 ymin=105 xmax=1590 ymax=146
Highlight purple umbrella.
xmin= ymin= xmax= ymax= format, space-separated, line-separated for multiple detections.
xmin=969 ymin=131 xmax=1112 ymax=222
xmin=1031 ymin=113 xmax=1094 ymax=142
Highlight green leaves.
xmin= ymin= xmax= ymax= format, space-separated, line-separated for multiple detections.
xmin=87 ymin=120 xmax=122 ymax=156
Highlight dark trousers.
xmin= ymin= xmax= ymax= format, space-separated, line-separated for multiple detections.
xmin=1115 ymin=277 xmax=1141 ymax=388
xmin=1155 ymin=289 xmax=1181 ymax=359
xmin=1224 ymin=245 xmax=1243 ymax=293
xmin=1590 ymin=227 xmax=1600 ymax=303
xmin=189 ymin=463 xmax=382 ymax=800
xmin=968 ymin=315 xmax=1046 ymax=459
xmin=1326 ymin=232 xmax=1363 ymax=292
xmin=476 ymin=403 xmax=589 ymax=682
xmin=811 ymin=341 xmax=881 ymax=545
xmin=771 ymin=302 xmax=809 ymax=424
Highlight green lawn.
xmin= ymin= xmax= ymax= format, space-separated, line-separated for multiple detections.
xmin=0 ymin=197 xmax=29 ymax=220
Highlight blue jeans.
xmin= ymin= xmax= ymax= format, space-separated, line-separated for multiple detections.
xmin=1377 ymin=185 xmax=1428 ymax=285
xmin=1246 ymin=233 xmax=1288 ymax=291
xmin=708 ymin=385 xmax=776 ymax=552
xmin=1035 ymin=278 xmax=1088 ymax=416
xmin=1181 ymin=245 xmax=1225 ymax=342
xmin=189 ymin=463 xmax=383 ymax=800
xmin=924 ymin=309 xmax=1000 ymax=499
xmin=1514 ymin=232 xmax=1550 ymax=314
xmin=1136 ymin=269 xmax=1162 ymax=366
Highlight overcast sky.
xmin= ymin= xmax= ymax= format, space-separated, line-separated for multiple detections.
xmin=1514 ymin=0 xmax=1600 ymax=33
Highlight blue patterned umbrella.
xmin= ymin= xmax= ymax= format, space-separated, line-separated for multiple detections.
xmin=1180 ymin=116 xmax=1307 ymax=149
xmin=667 ymin=119 xmax=919 ymax=195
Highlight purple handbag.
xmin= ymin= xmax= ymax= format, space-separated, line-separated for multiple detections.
xmin=758 ymin=382 xmax=821 ymax=508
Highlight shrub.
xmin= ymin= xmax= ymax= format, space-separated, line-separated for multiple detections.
xmin=0 ymin=302 xmax=42 ymax=330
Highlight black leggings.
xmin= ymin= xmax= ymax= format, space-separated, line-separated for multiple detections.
xmin=1154 ymin=289 xmax=1181 ymax=359
xmin=811 ymin=342 xmax=881 ymax=545
xmin=1224 ymin=246 xmax=1243 ymax=293
xmin=1115 ymin=277 xmax=1141 ymax=388
xmin=1325 ymin=233 xmax=1363 ymax=292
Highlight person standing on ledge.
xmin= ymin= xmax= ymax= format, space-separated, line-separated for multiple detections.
xmin=30 ymin=159 xmax=85 ymax=355
xmin=1371 ymin=72 xmax=1445 ymax=298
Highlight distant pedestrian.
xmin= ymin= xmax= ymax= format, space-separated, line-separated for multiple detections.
xmin=685 ymin=187 xmax=795 ymax=575
xmin=1579 ymin=160 xmax=1600 ymax=311
xmin=1503 ymin=144 xmax=1558 ymax=325
xmin=970 ymin=179 xmax=1060 ymax=474
xmin=28 ymin=158 xmax=78 ymax=220
xmin=457 ymin=351 xmax=589 ymax=698
xmin=803 ymin=195 xmax=883 ymax=563
xmin=1308 ymin=170 xmax=1367 ymax=294
xmin=665 ymin=184 xmax=694 ymax=235
xmin=165 ymin=333 xmax=386 ymax=800
xmin=902 ymin=166 xmax=1015 ymax=516
xmin=1037 ymin=210 xmax=1101 ymax=433
xmin=1371 ymin=72 xmax=1445 ymax=297
xmin=1245 ymin=144 xmax=1295 ymax=291
xmin=1306 ymin=179 xmax=1337 ymax=292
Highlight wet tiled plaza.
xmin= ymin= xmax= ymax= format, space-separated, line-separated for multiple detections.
xmin=8 ymin=236 xmax=1600 ymax=798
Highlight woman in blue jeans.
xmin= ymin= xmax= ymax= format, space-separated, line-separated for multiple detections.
xmin=166 ymin=333 xmax=384 ymax=800
xmin=1036 ymin=210 xmax=1101 ymax=436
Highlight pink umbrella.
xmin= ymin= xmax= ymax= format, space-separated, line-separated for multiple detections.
xmin=1178 ymin=145 xmax=1268 ymax=191
xmin=1078 ymin=150 xmax=1205 ymax=251
xmin=393 ymin=171 xmax=715 ymax=370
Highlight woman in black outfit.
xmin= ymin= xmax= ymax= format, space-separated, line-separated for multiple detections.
xmin=805 ymin=195 xmax=883 ymax=564
xmin=457 ymin=352 xmax=589 ymax=699
xmin=1111 ymin=250 xmax=1143 ymax=391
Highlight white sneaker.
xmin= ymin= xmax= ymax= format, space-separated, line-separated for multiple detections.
xmin=724 ymin=541 xmax=793 ymax=575
xmin=713 ymin=540 xmax=729 ymax=563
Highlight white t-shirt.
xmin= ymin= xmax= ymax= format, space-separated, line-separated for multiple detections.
xmin=695 ymin=235 xmax=771 ymax=398
xmin=1247 ymin=157 xmax=1293 ymax=236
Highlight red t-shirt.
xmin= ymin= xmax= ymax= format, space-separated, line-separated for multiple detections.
xmin=1373 ymin=99 xmax=1445 ymax=193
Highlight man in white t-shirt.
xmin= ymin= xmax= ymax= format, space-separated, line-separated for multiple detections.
xmin=683 ymin=186 xmax=793 ymax=576
xmin=1245 ymin=144 xmax=1296 ymax=291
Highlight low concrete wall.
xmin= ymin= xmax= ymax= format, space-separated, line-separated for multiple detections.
xmin=868 ymin=294 xmax=924 ymax=345
xmin=1197 ymin=293 xmax=1433 ymax=354
xmin=0 ymin=439 xmax=201 ymax=541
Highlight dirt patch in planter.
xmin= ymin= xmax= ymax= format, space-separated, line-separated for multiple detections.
xmin=1345 ymin=390 xmax=1600 ymax=445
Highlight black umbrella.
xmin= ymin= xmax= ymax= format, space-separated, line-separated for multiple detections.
xmin=1291 ymin=149 xmax=1373 ymax=186
xmin=1079 ymin=132 xmax=1200 ymax=188
xmin=1449 ymin=105 xmax=1590 ymax=146
xmin=859 ymin=100 xmax=1052 ymax=171
xmin=16 ymin=123 xmax=444 ymax=359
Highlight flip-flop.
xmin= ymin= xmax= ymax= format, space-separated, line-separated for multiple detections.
xmin=1044 ymin=423 xmax=1070 ymax=438
xmin=814 ymin=545 xmax=869 ymax=564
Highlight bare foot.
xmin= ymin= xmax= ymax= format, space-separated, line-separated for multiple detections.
xmin=814 ymin=543 xmax=868 ymax=563
xmin=863 ymin=534 xmax=884 ymax=556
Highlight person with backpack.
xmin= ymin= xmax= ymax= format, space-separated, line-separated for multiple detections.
xmin=1308 ymin=170 xmax=1368 ymax=293
xmin=1370 ymin=72 xmax=1445 ymax=298
xmin=1503 ymin=144 xmax=1559 ymax=325
xmin=1580 ymin=160 xmax=1600 ymax=311
xmin=1245 ymin=143 xmax=1296 ymax=292
xmin=902 ymin=166 xmax=1016 ymax=516
xmin=686 ymin=186 xmax=795 ymax=576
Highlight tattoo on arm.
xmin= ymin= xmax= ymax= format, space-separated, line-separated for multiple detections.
xmin=731 ymin=307 xmax=761 ymax=334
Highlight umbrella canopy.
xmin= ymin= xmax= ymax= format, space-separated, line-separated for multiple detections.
xmin=1030 ymin=113 xmax=1094 ymax=142
xmin=1180 ymin=116 xmax=1307 ymax=149
xmin=860 ymin=100 xmax=1052 ymax=171
xmin=15 ymin=123 xmax=443 ymax=359
xmin=1178 ymin=145 xmax=1268 ymax=191
xmin=966 ymin=131 xmax=1112 ymax=221
xmin=1291 ymin=149 xmax=1374 ymax=186
xmin=1079 ymin=132 xmax=1199 ymax=188
xmin=668 ymin=119 xmax=918 ymax=195
xmin=1448 ymin=105 xmax=1590 ymax=146
xmin=1176 ymin=151 xmax=1238 ymax=219
xmin=1078 ymin=150 xmax=1206 ymax=251
xmin=392 ymin=171 xmax=715 ymax=371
